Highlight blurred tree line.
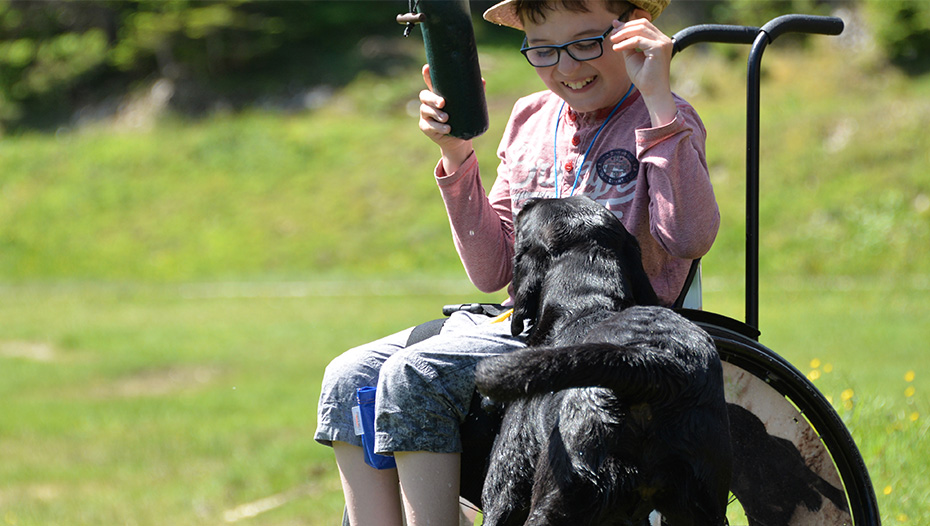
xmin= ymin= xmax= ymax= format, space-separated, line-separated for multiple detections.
xmin=0 ymin=0 xmax=927 ymax=132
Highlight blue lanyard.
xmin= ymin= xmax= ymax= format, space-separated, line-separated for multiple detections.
xmin=553 ymin=83 xmax=635 ymax=198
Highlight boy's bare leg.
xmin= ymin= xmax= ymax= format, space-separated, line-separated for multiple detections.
xmin=333 ymin=441 xmax=404 ymax=526
xmin=395 ymin=451 xmax=462 ymax=526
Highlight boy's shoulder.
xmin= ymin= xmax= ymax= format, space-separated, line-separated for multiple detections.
xmin=512 ymin=89 xmax=561 ymax=116
xmin=504 ymin=90 xmax=562 ymax=133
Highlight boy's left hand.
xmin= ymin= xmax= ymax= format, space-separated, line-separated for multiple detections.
xmin=609 ymin=17 xmax=677 ymax=126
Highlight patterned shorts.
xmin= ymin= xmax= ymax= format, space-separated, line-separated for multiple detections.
xmin=314 ymin=310 xmax=526 ymax=454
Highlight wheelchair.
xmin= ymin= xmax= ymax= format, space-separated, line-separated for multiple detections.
xmin=345 ymin=14 xmax=881 ymax=526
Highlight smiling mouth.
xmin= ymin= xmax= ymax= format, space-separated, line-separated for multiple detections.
xmin=563 ymin=77 xmax=596 ymax=90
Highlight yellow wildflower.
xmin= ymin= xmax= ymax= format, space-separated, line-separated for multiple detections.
xmin=905 ymin=386 xmax=915 ymax=398
xmin=841 ymin=388 xmax=855 ymax=401
xmin=810 ymin=358 xmax=821 ymax=369
xmin=905 ymin=370 xmax=915 ymax=382
xmin=910 ymin=412 xmax=919 ymax=422
xmin=808 ymin=370 xmax=821 ymax=381
xmin=823 ymin=363 xmax=833 ymax=373
xmin=883 ymin=485 xmax=892 ymax=495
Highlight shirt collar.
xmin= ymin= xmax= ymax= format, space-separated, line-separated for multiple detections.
xmin=566 ymin=88 xmax=641 ymax=125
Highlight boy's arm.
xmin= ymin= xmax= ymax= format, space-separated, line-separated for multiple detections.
xmin=434 ymin=154 xmax=515 ymax=294
xmin=637 ymin=103 xmax=719 ymax=260
xmin=611 ymin=16 xmax=719 ymax=259
xmin=419 ymin=64 xmax=513 ymax=294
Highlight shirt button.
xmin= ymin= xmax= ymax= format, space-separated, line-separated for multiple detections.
xmin=571 ymin=135 xmax=581 ymax=146
xmin=564 ymin=161 xmax=574 ymax=173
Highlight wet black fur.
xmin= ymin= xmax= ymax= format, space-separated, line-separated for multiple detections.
xmin=475 ymin=196 xmax=732 ymax=526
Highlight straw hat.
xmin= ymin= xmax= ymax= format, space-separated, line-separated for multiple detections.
xmin=483 ymin=0 xmax=670 ymax=30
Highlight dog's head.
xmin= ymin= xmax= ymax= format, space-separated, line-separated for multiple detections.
xmin=511 ymin=196 xmax=659 ymax=339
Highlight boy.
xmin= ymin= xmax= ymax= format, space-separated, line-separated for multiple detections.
xmin=315 ymin=1 xmax=719 ymax=525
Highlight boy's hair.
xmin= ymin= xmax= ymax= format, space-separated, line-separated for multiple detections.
xmin=512 ymin=0 xmax=636 ymax=27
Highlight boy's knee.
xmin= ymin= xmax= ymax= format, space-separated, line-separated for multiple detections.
xmin=379 ymin=348 xmax=433 ymax=388
xmin=321 ymin=351 xmax=360 ymax=386
xmin=321 ymin=345 xmax=388 ymax=393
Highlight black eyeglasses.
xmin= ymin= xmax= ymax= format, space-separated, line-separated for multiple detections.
xmin=521 ymin=26 xmax=614 ymax=67
xmin=520 ymin=7 xmax=636 ymax=68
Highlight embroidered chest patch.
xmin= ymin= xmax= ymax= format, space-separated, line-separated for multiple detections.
xmin=596 ymin=149 xmax=639 ymax=186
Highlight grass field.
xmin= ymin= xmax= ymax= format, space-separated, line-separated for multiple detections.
xmin=1 ymin=10 xmax=929 ymax=526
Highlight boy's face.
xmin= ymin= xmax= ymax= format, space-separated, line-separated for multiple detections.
xmin=523 ymin=2 xmax=634 ymax=113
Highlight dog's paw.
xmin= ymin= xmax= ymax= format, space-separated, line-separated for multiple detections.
xmin=474 ymin=356 xmax=513 ymax=400
xmin=474 ymin=360 xmax=495 ymax=395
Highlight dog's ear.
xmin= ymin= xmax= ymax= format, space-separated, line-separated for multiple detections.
xmin=519 ymin=198 xmax=543 ymax=216
xmin=620 ymin=230 xmax=660 ymax=306
xmin=510 ymin=198 xmax=548 ymax=336
xmin=510 ymin=245 xmax=546 ymax=336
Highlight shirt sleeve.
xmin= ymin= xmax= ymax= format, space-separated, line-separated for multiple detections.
xmin=435 ymin=151 xmax=515 ymax=294
xmin=635 ymin=104 xmax=720 ymax=260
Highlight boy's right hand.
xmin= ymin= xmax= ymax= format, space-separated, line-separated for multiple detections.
xmin=418 ymin=64 xmax=474 ymax=174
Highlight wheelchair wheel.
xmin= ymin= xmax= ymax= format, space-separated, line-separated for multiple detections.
xmin=681 ymin=311 xmax=881 ymax=526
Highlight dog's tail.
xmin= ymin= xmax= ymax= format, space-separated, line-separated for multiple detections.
xmin=475 ymin=341 xmax=709 ymax=403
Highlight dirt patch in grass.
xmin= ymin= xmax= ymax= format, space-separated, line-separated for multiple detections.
xmin=0 ymin=341 xmax=57 ymax=362
xmin=90 ymin=365 xmax=220 ymax=398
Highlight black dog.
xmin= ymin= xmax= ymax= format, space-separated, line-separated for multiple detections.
xmin=475 ymin=196 xmax=732 ymax=526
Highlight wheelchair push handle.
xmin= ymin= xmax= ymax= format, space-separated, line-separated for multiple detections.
xmin=672 ymin=24 xmax=760 ymax=54
xmin=760 ymin=14 xmax=844 ymax=42
xmin=672 ymin=14 xmax=843 ymax=54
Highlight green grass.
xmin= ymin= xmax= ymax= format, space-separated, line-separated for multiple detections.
xmin=0 ymin=281 xmax=486 ymax=525
xmin=1 ymin=17 xmax=929 ymax=526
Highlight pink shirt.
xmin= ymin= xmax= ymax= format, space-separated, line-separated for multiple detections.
xmin=435 ymin=89 xmax=719 ymax=306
